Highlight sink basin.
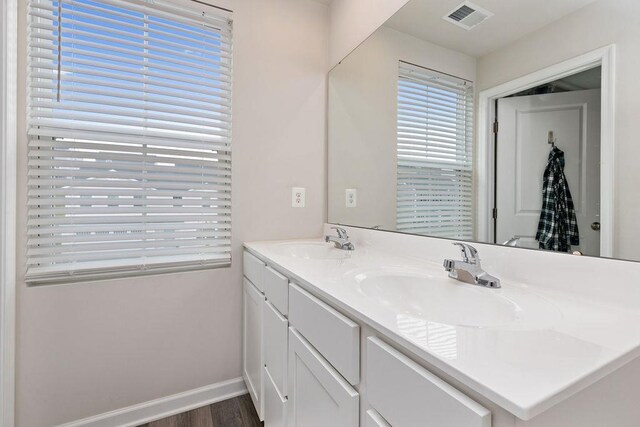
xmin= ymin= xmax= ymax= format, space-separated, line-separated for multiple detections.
xmin=275 ymin=242 xmax=352 ymax=260
xmin=352 ymin=269 xmax=562 ymax=330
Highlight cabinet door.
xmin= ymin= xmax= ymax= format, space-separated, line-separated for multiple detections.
xmin=265 ymin=367 xmax=288 ymax=427
xmin=243 ymin=278 xmax=264 ymax=420
xmin=287 ymin=328 xmax=359 ymax=427
xmin=264 ymin=300 xmax=288 ymax=396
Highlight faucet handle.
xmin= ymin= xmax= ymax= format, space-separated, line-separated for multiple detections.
xmin=453 ymin=242 xmax=479 ymax=264
xmin=330 ymin=226 xmax=348 ymax=239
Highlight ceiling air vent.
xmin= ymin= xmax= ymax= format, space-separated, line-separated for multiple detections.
xmin=444 ymin=1 xmax=493 ymax=30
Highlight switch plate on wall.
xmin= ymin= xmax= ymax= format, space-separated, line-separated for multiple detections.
xmin=292 ymin=187 xmax=306 ymax=208
xmin=346 ymin=189 xmax=357 ymax=208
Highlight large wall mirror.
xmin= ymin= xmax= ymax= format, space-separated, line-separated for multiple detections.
xmin=328 ymin=0 xmax=640 ymax=262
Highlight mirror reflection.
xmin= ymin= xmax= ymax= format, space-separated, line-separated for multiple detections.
xmin=328 ymin=0 xmax=638 ymax=261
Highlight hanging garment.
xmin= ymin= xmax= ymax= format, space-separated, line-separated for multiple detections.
xmin=535 ymin=147 xmax=579 ymax=252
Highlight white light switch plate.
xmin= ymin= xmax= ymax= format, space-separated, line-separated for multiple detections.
xmin=346 ymin=188 xmax=357 ymax=208
xmin=292 ymin=187 xmax=306 ymax=208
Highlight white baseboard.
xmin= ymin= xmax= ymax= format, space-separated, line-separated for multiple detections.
xmin=57 ymin=377 xmax=248 ymax=427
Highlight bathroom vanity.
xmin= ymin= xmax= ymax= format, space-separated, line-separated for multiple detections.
xmin=242 ymin=225 xmax=640 ymax=427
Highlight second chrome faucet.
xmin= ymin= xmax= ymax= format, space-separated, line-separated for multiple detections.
xmin=443 ymin=242 xmax=501 ymax=288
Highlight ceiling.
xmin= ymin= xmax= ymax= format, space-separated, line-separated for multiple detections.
xmin=385 ymin=0 xmax=598 ymax=57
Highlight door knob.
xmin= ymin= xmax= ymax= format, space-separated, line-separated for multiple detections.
xmin=591 ymin=222 xmax=601 ymax=231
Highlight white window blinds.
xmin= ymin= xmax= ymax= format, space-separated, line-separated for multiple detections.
xmin=397 ymin=62 xmax=474 ymax=239
xmin=26 ymin=0 xmax=233 ymax=283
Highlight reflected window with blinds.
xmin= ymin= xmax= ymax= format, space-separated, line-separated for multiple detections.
xmin=26 ymin=0 xmax=233 ymax=283
xmin=396 ymin=62 xmax=474 ymax=239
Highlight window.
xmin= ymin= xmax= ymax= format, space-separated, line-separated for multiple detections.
xmin=396 ymin=61 xmax=474 ymax=239
xmin=26 ymin=0 xmax=233 ymax=283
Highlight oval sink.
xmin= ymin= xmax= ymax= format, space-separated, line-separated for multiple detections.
xmin=351 ymin=268 xmax=561 ymax=330
xmin=274 ymin=242 xmax=352 ymax=260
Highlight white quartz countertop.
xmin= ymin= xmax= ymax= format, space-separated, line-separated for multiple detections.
xmin=244 ymin=235 xmax=640 ymax=421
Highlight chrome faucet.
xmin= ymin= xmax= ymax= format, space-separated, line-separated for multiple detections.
xmin=325 ymin=226 xmax=355 ymax=251
xmin=503 ymin=236 xmax=521 ymax=247
xmin=443 ymin=242 xmax=501 ymax=288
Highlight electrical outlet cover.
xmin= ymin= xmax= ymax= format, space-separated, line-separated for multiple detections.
xmin=345 ymin=189 xmax=357 ymax=208
xmin=292 ymin=187 xmax=306 ymax=208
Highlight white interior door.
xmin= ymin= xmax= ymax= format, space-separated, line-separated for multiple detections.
xmin=496 ymin=89 xmax=601 ymax=256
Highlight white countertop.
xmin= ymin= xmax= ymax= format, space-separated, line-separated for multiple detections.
xmin=244 ymin=232 xmax=640 ymax=421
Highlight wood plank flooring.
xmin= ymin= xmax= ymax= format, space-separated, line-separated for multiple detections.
xmin=138 ymin=394 xmax=262 ymax=427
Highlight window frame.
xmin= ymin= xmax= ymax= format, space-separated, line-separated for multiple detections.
xmin=396 ymin=61 xmax=474 ymax=240
xmin=25 ymin=0 xmax=234 ymax=284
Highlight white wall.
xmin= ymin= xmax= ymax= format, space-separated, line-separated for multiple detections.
xmin=328 ymin=0 xmax=409 ymax=67
xmin=328 ymin=26 xmax=476 ymax=230
xmin=14 ymin=0 xmax=328 ymax=425
xmin=477 ymin=0 xmax=640 ymax=260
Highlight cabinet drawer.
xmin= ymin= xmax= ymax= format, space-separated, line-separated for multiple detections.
xmin=288 ymin=328 xmax=359 ymax=427
xmin=365 ymin=410 xmax=391 ymax=427
xmin=264 ymin=300 xmax=288 ymax=397
xmin=244 ymin=250 xmax=266 ymax=292
xmin=265 ymin=367 xmax=287 ymax=427
xmin=366 ymin=337 xmax=491 ymax=427
xmin=265 ymin=266 xmax=289 ymax=316
xmin=288 ymin=283 xmax=360 ymax=385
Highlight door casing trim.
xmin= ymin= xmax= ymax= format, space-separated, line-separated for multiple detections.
xmin=0 ymin=0 xmax=17 ymax=426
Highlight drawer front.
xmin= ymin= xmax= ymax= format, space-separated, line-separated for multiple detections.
xmin=365 ymin=410 xmax=391 ymax=427
xmin=265 ymin=266 xmax=289 ymax=316
xmin=288 ymin=283 xmax=359 ymax=385
xmin=264 ymin=300 xmax=288 ymax=397
xmin=265 ymin=367 xmax=287 ymax=427
xmin=244 ymin=250 xmax=266 ymax=292
xmin=366 ymin=337 xmax=491 ymax=427
xmin=288 ymin=328 xmax=359 ymax=427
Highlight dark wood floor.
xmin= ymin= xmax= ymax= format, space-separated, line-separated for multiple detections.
xmin=138 ymin=394 xmax=262 ymax=427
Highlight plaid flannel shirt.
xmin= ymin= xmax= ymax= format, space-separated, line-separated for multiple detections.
xmin=535 ymin=147 xmax=579 ymax=252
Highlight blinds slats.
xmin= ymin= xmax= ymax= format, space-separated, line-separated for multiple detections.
xmin=27 ymin=244 xmax=231 ymax=265
xmin=397 ymin=63 xmax=474 ymax=238
xmin=26 ymin=0 xmax=233 ymax=283
xmin=31 ymin=81 xmax=231 ymax=112
xmin=30 ymin=58 xmax=231 ymax=89
xmin=28 ymin=222 xmax=231 ymax=236
xmin=28 ymin=214 xmax=230 ymax=227
xmin=28 ymin=130 xmax=230 ymax=151
xmin=29 ymin=230 xmax=231 ymax=246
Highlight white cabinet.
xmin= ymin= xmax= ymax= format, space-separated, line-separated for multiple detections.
xmin=287 ymin=327 xmax=359 ymax=427
xmin=244 ymin=248 xmax=491 ymax=427
xmin=243 ymin=277 xmax=265 ymax=421
xmin=288 ymin=283 xmax=360 ymax=385
xmin=366 ymin=336 xmax=491 ymax=427
xmin=265 ymin=367 xmax=288 ymax=427
xmin=264 ymin=300 xmax=288 ymax=396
